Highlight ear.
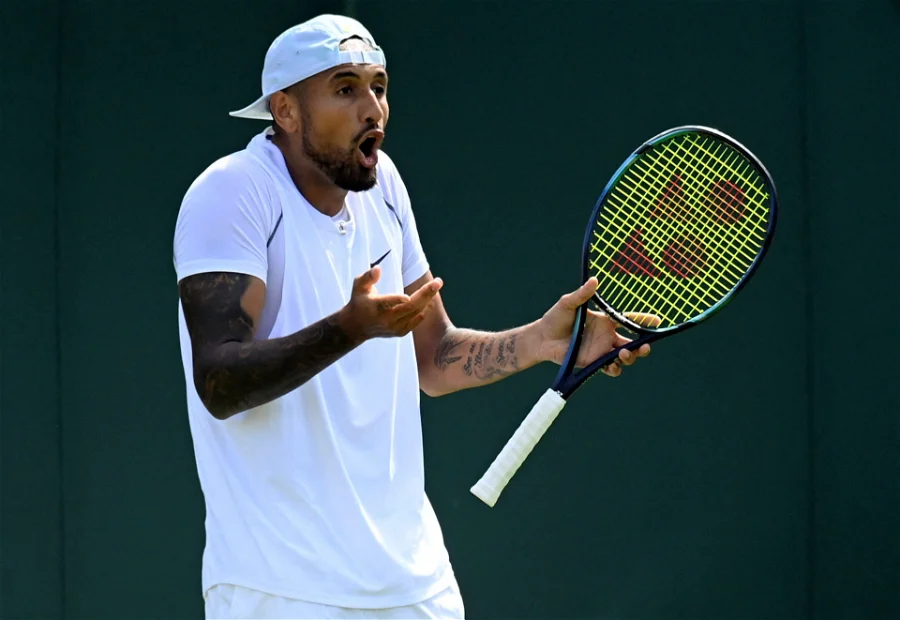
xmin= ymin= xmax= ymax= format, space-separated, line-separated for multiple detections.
xmin=269 ymin=90 xmax=300 ymax=134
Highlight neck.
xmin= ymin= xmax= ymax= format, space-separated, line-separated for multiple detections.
xmin=271 ymin=133 xmax=347 ymax=217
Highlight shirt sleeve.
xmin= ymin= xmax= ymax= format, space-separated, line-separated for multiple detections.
xmin=377 ymin=152 xmax=430 ymax=287
xmin=173 ymin=156 xmax=277 ymax=285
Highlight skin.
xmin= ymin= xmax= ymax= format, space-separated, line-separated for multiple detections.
xmin=179 ymin=41 xmax=656 ymax=420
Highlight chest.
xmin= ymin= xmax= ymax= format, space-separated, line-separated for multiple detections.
xmin=282 ymin=191 xmax=404 ymax=305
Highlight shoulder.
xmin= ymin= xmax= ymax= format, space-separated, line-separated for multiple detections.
xmin=184 ymin=149 xmax=274 ymax=201
xmin=179 ymin=149 xmax=279 ymax=220
xmin=176 ymin=148 xmax=280 ymax=239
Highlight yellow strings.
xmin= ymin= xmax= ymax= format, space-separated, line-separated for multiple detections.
xmin=589 ymin=133 xmax=770 ymax=328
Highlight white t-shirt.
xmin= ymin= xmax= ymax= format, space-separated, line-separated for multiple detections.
xmin=173 ymin=129 xmax=453 ymax=608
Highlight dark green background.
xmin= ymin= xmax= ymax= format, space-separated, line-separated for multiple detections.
xmin=2 ymin=0 xmax=898 ymax=618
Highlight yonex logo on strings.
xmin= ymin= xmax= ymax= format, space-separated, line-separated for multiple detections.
xmin=609 ymin=174 xmax=748 ymax=279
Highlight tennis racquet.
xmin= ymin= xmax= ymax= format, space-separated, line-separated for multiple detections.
xmin=470 ymin=125 xmax=778 ymax=507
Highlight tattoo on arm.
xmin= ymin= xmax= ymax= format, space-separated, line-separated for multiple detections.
xmin=180 ymin=272 xmax=359 ymax=419
xmin=463 ymin=343 xmax=475 ymax=376
xmin=433 ymin=329 xmax=520 ymax=382
xmin=433 ymin=333 xmax=465 ymax=369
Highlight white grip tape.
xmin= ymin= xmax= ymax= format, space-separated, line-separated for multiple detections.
xmin=470 ymin=388 xmax=567 ymax=507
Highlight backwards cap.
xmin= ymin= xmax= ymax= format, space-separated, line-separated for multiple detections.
xmin=229 ymin=14 xmax=385 ymax=120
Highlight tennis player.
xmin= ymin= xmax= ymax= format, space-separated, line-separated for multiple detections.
xmin=173 ymin=14 xmax=653 ymax=619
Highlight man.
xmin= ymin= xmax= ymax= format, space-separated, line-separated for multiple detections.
xmin=173 ymin=13 xmax=653 ymax=619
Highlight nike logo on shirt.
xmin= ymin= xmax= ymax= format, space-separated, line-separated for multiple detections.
xmin=370 ymin=249 xmax=391 ymax=268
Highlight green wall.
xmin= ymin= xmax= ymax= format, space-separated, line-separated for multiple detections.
xmin=1 ymin=0 xmax=897 ymax=618
xmin=1 ymin=0 xmax=64 ymax=618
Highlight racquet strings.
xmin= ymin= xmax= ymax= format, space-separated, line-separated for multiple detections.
xmin=588 ymin=132 xmax=772 ymax=329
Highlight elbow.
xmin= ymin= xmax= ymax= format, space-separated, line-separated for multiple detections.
xmin=203 ymin=401 xmax=234 ymax=421
xmin=194 ymin=379 xmax=230 ymax=420
xmin=418 ymin=368 xmax=452 ymax=398
xmin=420 ymin=385 xmax=445 ymax=399
xmin=193 ymin=367 xmax=237 ymax=421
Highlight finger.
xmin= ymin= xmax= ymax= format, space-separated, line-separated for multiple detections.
xmin=602 ymin=360 xmax=621 ymax=377
xmin=590 ymin=309 xmax=640 ymax=337
xmin=394 ymin=306 xmax=431 ymax=337
xmin=587 ymin=309 xmax=620 ymax=333
xmin=623 ymin=312 xmax=662 ymax=329
xmin=559 ymin=277 xmax=599 ymax=310
xmin=411 ymin=277 xmax=443 ymax=301
xmin=604 ymin=314 xmax=638 ymax=335
xmin=405 ymin=309 xmax=429 ymax=333
xmin=636 ymin=343 xmax=652 ymax=357
xmin=618 ymin=347 xmax=635 ymax=366
xmin=395 ymin=278 xmax=443 ymax=317
xmin=353 ymin=266 xmax=382 ymax=294
xmin=613 ymin=332 xmax=632 ymax=348
xmin=400 ymin=297 xmax=437 ymax=325
xmin=393 ymin=298 xmax=437 ymax=327
xmin=371 ymin=294 xmax=411 ymax=313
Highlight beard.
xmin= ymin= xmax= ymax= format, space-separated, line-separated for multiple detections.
xmin=301 ymin=115 xmax=377 ymax=192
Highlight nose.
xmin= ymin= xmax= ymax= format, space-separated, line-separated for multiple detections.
xmin=361 ymin=90 xmax=384 ymax=126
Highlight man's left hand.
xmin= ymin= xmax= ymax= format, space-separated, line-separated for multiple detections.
xmin=537 ymin=277 xmax=660 ymax=377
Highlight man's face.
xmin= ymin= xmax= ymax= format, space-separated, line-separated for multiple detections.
xmin=295 ymin=61 xmax=389 ymax=192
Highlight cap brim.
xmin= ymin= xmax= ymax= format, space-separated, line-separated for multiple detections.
xmin=228 ymin=94 xmax=273 ymax=120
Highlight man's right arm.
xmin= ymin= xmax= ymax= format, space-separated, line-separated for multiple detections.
xmin=180 ymin=266 xmax=443 ymax=420
xmin=180 ymin=271 xmax=360 ymax=420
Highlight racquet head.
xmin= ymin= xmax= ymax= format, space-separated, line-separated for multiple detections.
xmin=584 ymin=125 xmax=777 ymax=336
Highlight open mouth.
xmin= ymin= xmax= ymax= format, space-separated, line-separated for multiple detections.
xmin=357 ymin=130 xmax=383 ymax=168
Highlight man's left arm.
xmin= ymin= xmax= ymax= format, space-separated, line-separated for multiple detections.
xmin=408 ymin=271 xmax=656 ymax=397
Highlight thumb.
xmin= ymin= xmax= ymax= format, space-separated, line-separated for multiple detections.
xmin=559 ymin=277 xmax=598 ymax=310
xmin=353 ymin=266 xmax=381 ymax=294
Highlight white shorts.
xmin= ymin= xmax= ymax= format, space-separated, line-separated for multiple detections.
xmin=204 ymin=579 xmax=465 ymax=619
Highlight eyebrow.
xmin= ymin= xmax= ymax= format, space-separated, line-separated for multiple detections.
xmin=330 ymin=70 xmax=388 ymax=82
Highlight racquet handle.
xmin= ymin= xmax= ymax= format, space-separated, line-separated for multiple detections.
xmin=470 ymin=388 xmax=567 ymax=507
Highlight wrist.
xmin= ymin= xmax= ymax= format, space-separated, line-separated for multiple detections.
xmin=519 ymin=319 xmax=550 ymax=366
xmin=335 ymin=305 xmax=367 ymax=346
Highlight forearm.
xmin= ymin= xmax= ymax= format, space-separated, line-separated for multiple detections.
xmin=195 ymin=311 xmax=359 ymax=419
xmin=424 ymin=321 xmax=546 ymax=396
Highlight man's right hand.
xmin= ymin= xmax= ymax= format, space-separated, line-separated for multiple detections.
xmin=338 ymin=266 xmax=443 ymax=343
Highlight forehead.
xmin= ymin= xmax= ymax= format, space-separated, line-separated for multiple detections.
xmin=320 ymin=63 xmax=388 ymax=83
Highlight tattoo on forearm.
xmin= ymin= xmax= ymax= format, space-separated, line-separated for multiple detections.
xmin=461 ymin=342 xmax=478 ymax=376
xmin=180 ymin=272 xmax=358 ymax=419
xmin=474 ymin=342 xmax=485 ymax=368
xmin=433 ymin=333 xmax=466 ymax=370
xmin=496 ymin=337 xmax=507 ymax=365
xmin=204 ymin=316 xmax=354 ymax=417
xmin=433 ymin=329 xmax=520 ymax=382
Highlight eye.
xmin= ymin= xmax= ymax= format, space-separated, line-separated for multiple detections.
xmin=373 ymin=85 xmax=386 ymax=95
xmin=337 ymin=86 xmax=353 ymax=95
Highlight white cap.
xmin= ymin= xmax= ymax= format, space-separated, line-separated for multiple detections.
xmin=229 ymin=14 xmax=386 ymax=120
